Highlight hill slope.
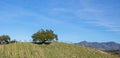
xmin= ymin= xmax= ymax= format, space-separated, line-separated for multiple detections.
xmin=0 ymin=42 xmax=119 ymax=58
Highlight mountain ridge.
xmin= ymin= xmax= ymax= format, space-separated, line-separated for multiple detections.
xmin=75 ymin=41 xmax=120 ymax=50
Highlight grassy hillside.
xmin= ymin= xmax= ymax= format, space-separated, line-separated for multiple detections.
xmin=105 ymin=50 xmax=120 ymax=57
xmin=0 ymin=42 xmax=119 ymax=58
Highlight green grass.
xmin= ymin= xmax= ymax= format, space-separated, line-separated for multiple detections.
xmin=0 ymin=42 xmax=119 ymax=58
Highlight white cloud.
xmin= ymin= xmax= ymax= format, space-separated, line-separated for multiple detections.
xmin=75 ymin=0 xmax=120 ymax=32
xmin=1 ymin=0 xmax=120 ymax=32
xmin=0 ymin=1 xmax=81 ymax=30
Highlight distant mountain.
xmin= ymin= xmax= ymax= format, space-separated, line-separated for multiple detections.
xmin=75 ymin=41 xmax=120 ymax=50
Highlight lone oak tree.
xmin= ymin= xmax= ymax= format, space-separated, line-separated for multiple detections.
xmin=32 ymin=29 xmax=58 ymax=44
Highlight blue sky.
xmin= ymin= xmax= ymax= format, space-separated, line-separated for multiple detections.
xmin=0 ymin=0 xmax=120 ymax=43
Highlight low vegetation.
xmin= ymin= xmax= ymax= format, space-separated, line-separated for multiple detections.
xmin=0 ymin=35 xmax=17 ymax=45
xmin=105 ymin=50 xmax=120 ymax=57
xmin=0 ymin=42 xmax=119 ymax=58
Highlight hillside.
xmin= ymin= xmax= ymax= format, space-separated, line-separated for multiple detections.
xmin=0 ymin=42 xmax=119 ymax=58
xmin=105 ymin=50 xmax=120 ymax=57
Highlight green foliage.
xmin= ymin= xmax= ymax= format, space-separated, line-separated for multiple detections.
xmin=32 ymin=29 xmax=58 ymax=44
xmin=0 ymin=42 xmax=119 ymax=58
xmin=10 ymin=39 xmax=17 ymax=43
xmin=0 ymin=35 xmax=11 ymax=44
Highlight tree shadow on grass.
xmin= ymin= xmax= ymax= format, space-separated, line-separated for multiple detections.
xmin=32 ymin=42 xmax=51 ymax=45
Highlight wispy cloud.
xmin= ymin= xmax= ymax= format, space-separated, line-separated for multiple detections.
xmin=0 ymin=1 xmax=66 ymax=27
xmin=0 ymin=1 xmax=83 ymax=31
xmin=48 ymin=0 xmax=120 ymax=32
xmin=1 ymin=0 xmax=120 ymax=32
xmin=86 ymin=20 xmax=120 ymax=31
xmin=75 ymin=0 xmax=120 ymax=32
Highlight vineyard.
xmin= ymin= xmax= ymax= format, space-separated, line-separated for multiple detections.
xmin=0 ymin=42 xmax=119 ymax=58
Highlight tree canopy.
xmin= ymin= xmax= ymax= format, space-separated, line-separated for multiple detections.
xmin=32 ymin=29 xmax=58 ymax=44
xmin=0 ymin=35 xmax=11 ymax=44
